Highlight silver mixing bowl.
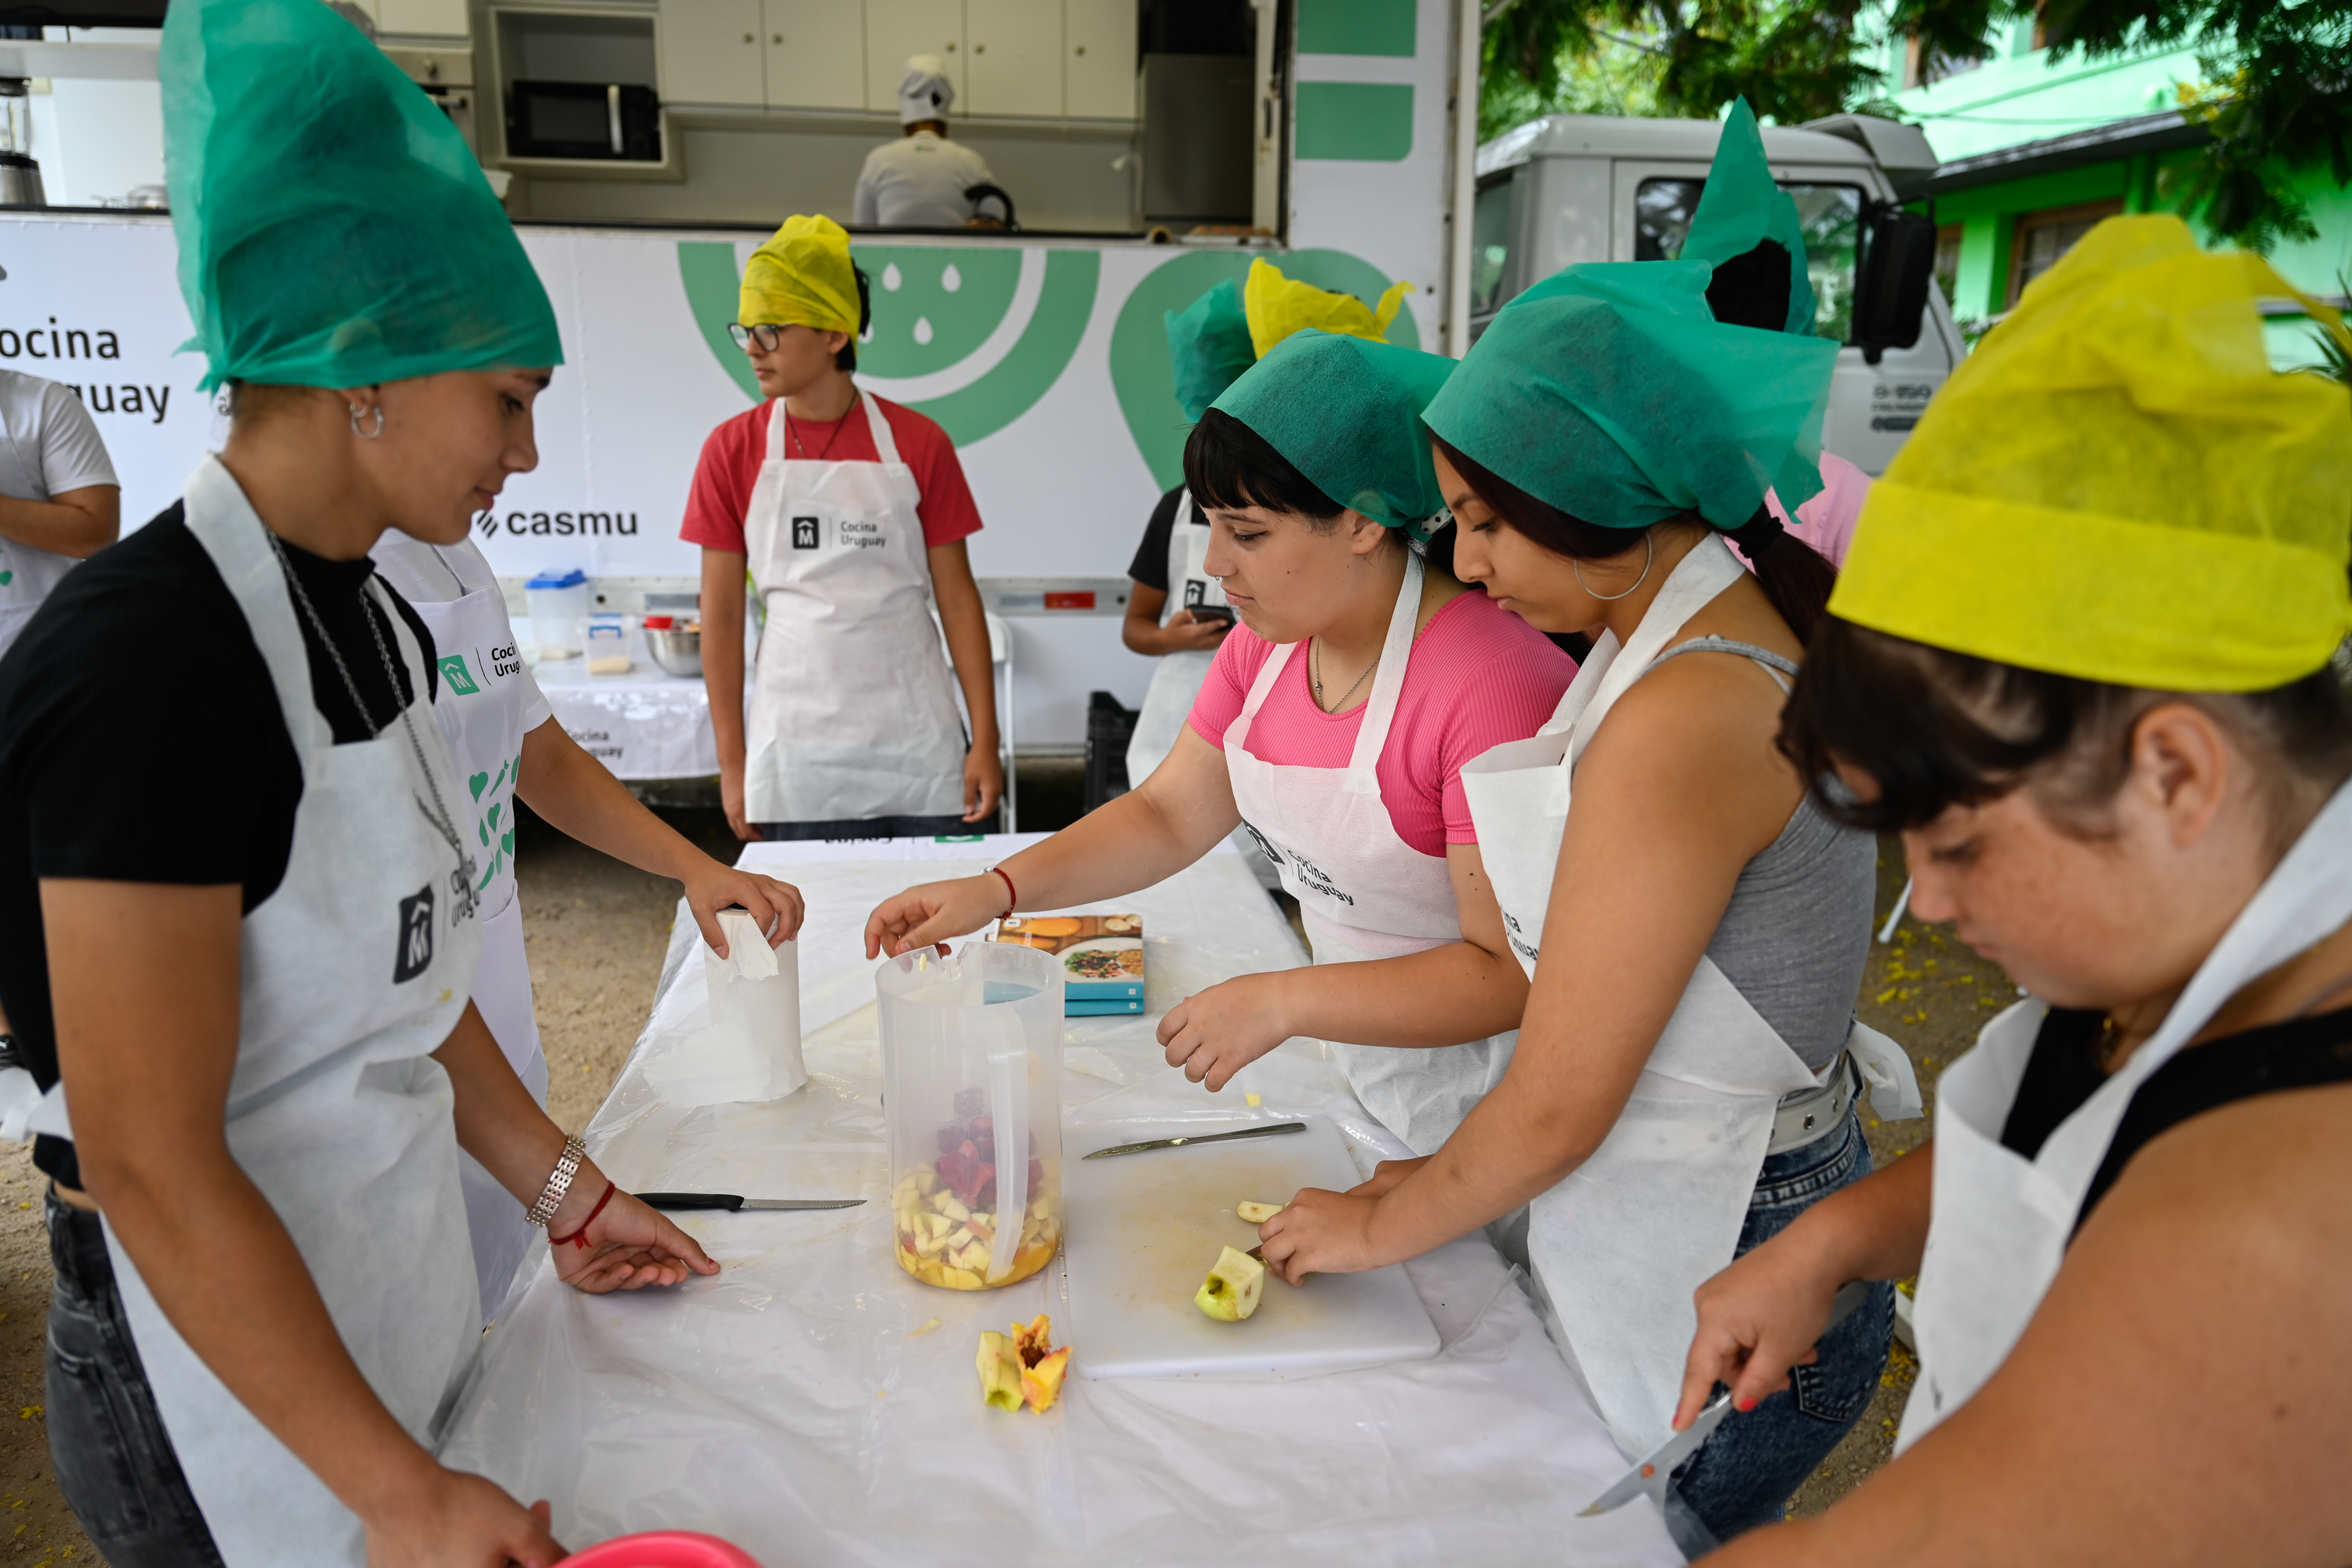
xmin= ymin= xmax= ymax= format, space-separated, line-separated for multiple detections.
xmin=645 ymin=626 xmax=702 ymax=677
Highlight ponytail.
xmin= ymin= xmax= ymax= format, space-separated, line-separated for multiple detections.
xmin=1432 ymin=432 xmax=1835 ymax=641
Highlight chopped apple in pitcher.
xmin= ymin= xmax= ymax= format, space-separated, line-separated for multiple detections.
xmin=894 ymin=1106 xmax=1059 ymax=1290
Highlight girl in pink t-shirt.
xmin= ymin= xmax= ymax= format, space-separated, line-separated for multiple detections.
xmin=867 ymin=330 xmax=1574 ymax=1155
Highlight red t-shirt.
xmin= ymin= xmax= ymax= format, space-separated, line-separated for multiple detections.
xmin=679 ymin=394 xmax=984 ymax=554
xmin=1186 ymin=590 xmax=1577 ymax=857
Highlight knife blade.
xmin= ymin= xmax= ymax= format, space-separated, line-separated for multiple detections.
xmin=1081 ymin=1122 xmax=1308 ymax=1160
xmin=633 ymin=1192 xmax=866 ymax=1211
xmin=1579 ymin=1279 xmax=1877 ymax=1517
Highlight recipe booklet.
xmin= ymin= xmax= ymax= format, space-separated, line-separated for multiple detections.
xmin=996 ymin=913 xmax=1145 ymax=1007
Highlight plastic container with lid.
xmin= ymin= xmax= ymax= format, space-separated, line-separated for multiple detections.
xmin=525 ymin=568 xmax=588 ymax=659
xmin=584 ymin=613 xmax=633 ymax=676
xmin=879 ymin=939 xmax=1065 ymax=1290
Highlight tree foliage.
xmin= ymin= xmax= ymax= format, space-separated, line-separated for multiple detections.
xmin=1479 ymin=0 xmax=2352 ymax=250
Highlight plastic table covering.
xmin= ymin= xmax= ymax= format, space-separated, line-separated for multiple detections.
xmin=532 ymin=655 xmax=717 ymax=781
xmin=438 ymin=835 xmax=1681 ymax=1567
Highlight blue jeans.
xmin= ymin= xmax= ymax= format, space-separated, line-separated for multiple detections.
xmin=1664 ymin=1102 xmax=1894 ymax=1557
xmin=755 ymin=811 xmax=991 ymax=840
xmin=43 ymin=1192 xmax=225 ymax=1567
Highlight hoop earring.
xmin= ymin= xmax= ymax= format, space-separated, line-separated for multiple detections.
xmin=1571 ymin=532 xmax=1654 ymax=602
xmin=349 ymin=401 xmax=386 ymax=441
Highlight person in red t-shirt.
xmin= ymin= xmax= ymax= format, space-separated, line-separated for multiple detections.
xmin=682 ymin=216 xmax=1002 ymax=840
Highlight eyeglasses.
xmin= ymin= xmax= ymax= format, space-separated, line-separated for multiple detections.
xmin=728 ymin=322 xmax=784 ymax=351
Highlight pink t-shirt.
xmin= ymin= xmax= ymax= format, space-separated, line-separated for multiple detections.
xmin=1744 ymin=451 xmax=1870 ymax=569
xmin=1186 ymin=590 xmax=1577 ymax=857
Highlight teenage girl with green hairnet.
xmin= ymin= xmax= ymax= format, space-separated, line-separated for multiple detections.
xmin=0 ymin=2 xmax=723 ymax=1563
xmin=1673 ymin=219 xmax=2352 ymax=1567
xmin=1256 ymin=253 xmax=1902 ymax=1554
xmin=869 ymin=325 xmax=1578 ymax=1164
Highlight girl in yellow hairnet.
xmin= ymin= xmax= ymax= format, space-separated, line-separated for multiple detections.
xmin=1674 ymin=215 xmax=2352 ymax=1565
xmin=684 ymin=215 xmax=1004 ymax=841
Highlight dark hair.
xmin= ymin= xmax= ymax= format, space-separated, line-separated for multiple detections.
xmin=837 ymin=265 xmax=873 ymax=372
xmin=1428 ymin=432 xmax=1836 ymax=641
xmin=1780 ymin=616 xmax=2352 ymax=839
xmin=1181 ymin=408 xmax=1345 ymax=524
xmin=1704 ymin=240 xmax=1794 ymax=334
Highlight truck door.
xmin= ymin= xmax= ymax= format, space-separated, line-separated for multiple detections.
xmin=1610 ymin=159 xmax=1955 ymax=476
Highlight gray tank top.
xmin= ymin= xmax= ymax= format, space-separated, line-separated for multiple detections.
xmin=1641 ymin=637 xmax=1875 ymax=1071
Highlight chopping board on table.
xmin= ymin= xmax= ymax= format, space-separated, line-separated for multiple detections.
xmin=1060 ymin=1116 xmax=1440 ymax=1380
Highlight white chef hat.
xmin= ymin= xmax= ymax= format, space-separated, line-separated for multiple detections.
xmin=898 ymin=55 xmax=954 ymax=124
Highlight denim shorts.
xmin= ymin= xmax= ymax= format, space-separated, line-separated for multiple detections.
xmin=42 ymin=1192 xmax=225 ymax=1568
xmin=1662 ymin=1101 xmax=1895 ymax=1556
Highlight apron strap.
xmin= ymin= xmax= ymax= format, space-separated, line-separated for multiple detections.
xmin=1341 ymin=550 xmax=1425 ymax=794
xmin=764 ymin=395 xmax=790 ymax=462
xmin=861 ymin=390 xmax=906 ymax=467
xmin=1565 ymin=534 xmax=1746 ymax=773
xmin=182 ymin=456 xmax=329 ymax=768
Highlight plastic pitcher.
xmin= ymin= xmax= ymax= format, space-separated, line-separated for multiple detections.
xmin=878 ymin=939 xmax=1063 ymax=1290
xmin=525 ymin=568 xmax=588 ymax=659
xmin=558 ymin=1531 xmax=763 ymax=1568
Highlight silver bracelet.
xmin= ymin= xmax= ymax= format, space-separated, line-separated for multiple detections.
xmin=527 ymin=1135 xmax=587 ymax=1229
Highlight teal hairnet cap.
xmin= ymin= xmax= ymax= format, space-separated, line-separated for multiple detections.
xmin=1681 ymin=99 xmax=1818 ymax=337
xmin=162 ymin=0 xmax=563 ymax=390
xmin=1212 ymin=330 xmax=1457 ymax=533
xmin=1423 ymin=260 xmax=1835 ymax=529
xmin=1165 ymin=278 xmax=1256 ymax=423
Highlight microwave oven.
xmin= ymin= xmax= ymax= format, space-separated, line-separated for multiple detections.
xmin=505 ymin=80 xmax=661 ymax=162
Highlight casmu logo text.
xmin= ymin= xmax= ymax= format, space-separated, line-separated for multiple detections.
xmin=474 ymin=508 xmax=641 ymax=537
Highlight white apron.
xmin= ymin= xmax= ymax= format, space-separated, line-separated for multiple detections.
xmin=1457 ymin=535 xmax=1828 ymax=1458
xmin=740 ymin=393 xmax=966 ymax=825
xmin=1125 ymin=491 xmax=1225 ymax=786
xmin=33 ymin=458 xmax=485 ymax=1566
xmin=1897 ymin=776 xmax=2352 ymax=1452
xmin=1223 ymin=553 xmax=1517 ymax=1156
xmin=372 ymin=534 xmax=551 ymax=1319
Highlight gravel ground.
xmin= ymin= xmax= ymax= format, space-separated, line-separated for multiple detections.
xmin=0 ymin=776 xmax=2010 ymax=1558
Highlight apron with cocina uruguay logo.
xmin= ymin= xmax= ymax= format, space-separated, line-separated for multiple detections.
xmin=1457 ymin=535 xmax=1825 ymax=1459
xmin=740 ymin=393 xmax=966 ymax=825
xmin=1897 ymin=777 xmax=2352 ymax=1454
xmin=1126 ymin=490 xmax=1225 ymax=786
xmin=1222 ymin=551 xmax=1517 ymax=1156
xmin=31 ymin=457 xmax=484 ymax=1566
xmin=369 ymin=530 xmax=550 ymax=1322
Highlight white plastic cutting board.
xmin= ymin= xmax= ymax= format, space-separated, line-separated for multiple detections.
xmin=1060 ymin=1116 xmax=1441 ymax=1381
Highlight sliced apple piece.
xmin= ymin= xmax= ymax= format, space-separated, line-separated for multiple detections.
xmin=975 ymin=1330 xmax=1024 ymax=1410
xmin=1235 ymin=1200 xmax=1286 ymax=1225
xmin=1194 ymin=1245 xmax=1266 ymax=1322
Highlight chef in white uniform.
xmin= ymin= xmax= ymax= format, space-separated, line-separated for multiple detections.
xmin=869 ymin=329 xmax=1581 ymax=1160
xmin=1256 ymin=223 xmax=1920 ymax=1549
xmin=852 ymin=56 xmax=999 ymax=230
xmin=370 ymin=529 xmax=803 ymax=1318
xmin=0 ymin=4 xmax=724 ymax=1562
xmin=1667 ymin=218 xmax=2352 ymax=1567
xmin=0 ymin=365 xmax=120 ymax=662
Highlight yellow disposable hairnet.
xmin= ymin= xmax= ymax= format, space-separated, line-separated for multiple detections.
xmin=1242 ymin=258 xmax=1411 ymax=358
xmin=739 ymin=215 xmax=859 ymax=335
xmin=1831 ymin=214 xmax=2352 ymax=692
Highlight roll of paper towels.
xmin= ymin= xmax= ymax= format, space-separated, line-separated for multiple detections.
xmin=645 ymin=909 xmax=805 ymax=1105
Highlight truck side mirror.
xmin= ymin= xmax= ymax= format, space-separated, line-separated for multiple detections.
xmin=1853 ymin=201 xmax=1938 ymax=365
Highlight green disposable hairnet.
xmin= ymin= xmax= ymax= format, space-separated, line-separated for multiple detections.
xmin=1211 ymin=330 xmax=1457 ymax=533
xmin=1422 ymin=260 xmax=1835 ymax=530
xmin=1681 ymin=99 xmax=1818 ymax=339
xmin=1165 ymin=278 xmax=1255 ymax=423
xmin=162 ymin=0 xmax=563 ymax=390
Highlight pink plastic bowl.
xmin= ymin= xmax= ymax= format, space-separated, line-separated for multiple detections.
xmin=561 ymin=1530 xmax=764 ymax=1568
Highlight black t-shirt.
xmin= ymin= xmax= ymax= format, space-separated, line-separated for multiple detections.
xmin=0 ymin=504 xmax=436 ymax=1182
xmin=1127 ymin=485 xmax=1203 ymax=593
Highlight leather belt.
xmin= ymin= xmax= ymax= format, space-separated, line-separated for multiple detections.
xmin=1767 ymin=1051 xmax=1857 ymax=1156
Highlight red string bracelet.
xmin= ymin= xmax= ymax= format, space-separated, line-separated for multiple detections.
xmin=990 ymin=866 xmax=1017 ymax=919
xmin=548 ymin=1178 xmax=615 ymax=1249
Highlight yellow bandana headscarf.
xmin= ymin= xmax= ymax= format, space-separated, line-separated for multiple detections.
xmin=739 ymin=215 xmax=859 ymax=335
xmin=1831 ymin=214 xmax=2352 ymax=692
xmin=1242 ymin=257 xmax=1412 ymax=358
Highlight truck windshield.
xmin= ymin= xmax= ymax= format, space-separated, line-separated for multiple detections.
xmin=1635 ymin=178 xmax=1863 ymax=343
xmin=1472 ymin=177 xmax=1515 ymax=318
